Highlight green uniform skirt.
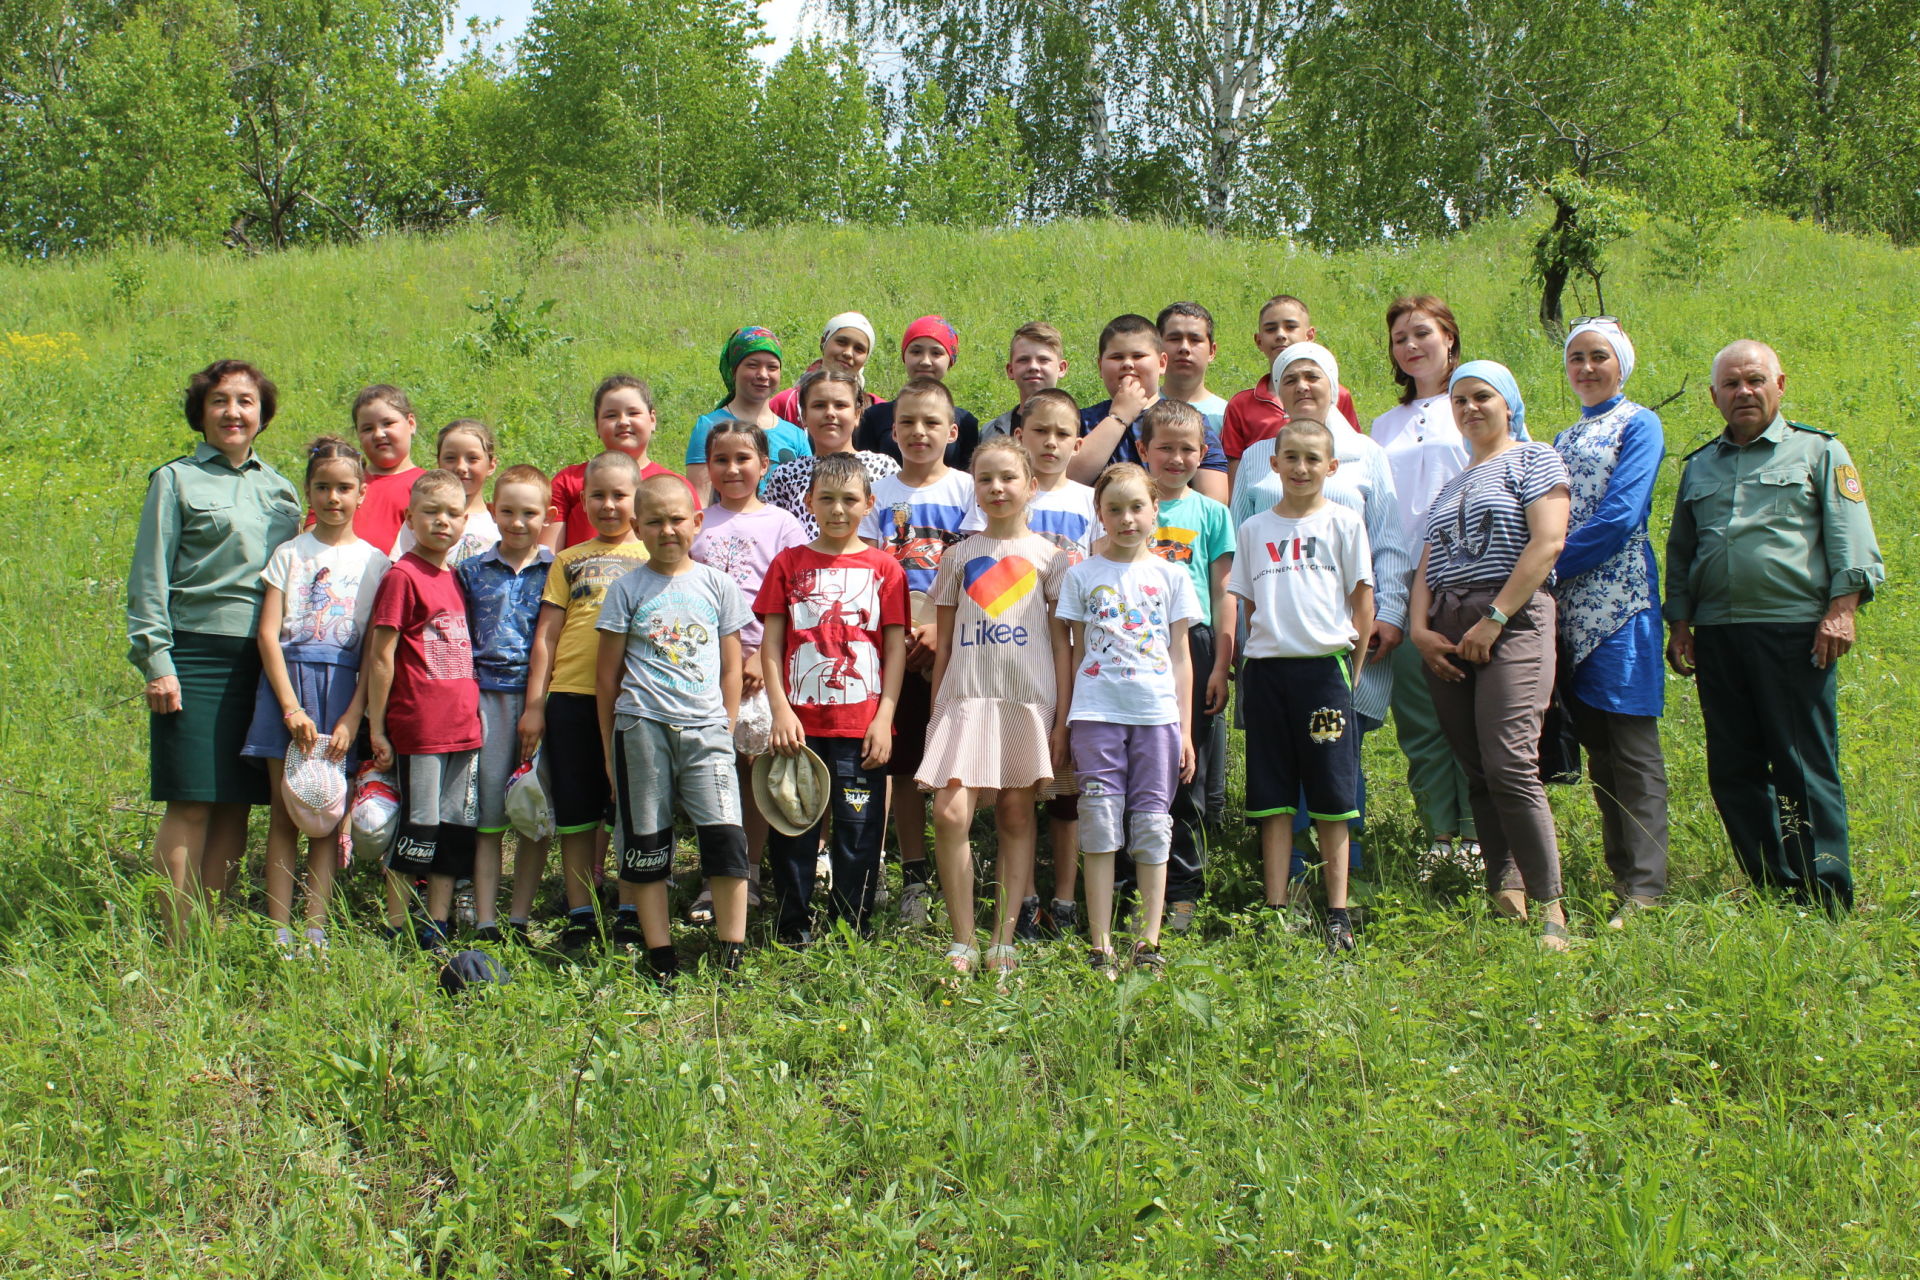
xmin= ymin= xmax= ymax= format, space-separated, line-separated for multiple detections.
xmin=150 ymin=630 xmax=270 ymax=805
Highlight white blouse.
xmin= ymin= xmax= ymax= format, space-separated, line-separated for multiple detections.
xmin=1369 ymin=393 xmax=1471 ymax=545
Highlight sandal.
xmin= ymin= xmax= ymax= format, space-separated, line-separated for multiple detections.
xmin=984 ymin=943 xmax=1019 ymax=974
xmin=687 ymin=885 xmax=714 ymax=925
xmin=1087 ymin=947 xmax=1119 ymax=980
xmin=945 ymin=941 xmax=980 ymax=975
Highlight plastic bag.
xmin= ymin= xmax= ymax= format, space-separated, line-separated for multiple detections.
xmin=349 ymin=763 xmax=399 ymax=863
xmin=504 ymin=753 xmax=555 ymax=842
xmin=734 ymin=688 xmax=772 ymax=757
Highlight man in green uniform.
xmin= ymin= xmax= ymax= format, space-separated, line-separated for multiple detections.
xmin=1665 ymin=340 xmax=1884 ymax=911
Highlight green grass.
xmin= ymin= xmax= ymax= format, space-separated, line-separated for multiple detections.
xmin=2 ymin=213 xmax=1919 ymax=1276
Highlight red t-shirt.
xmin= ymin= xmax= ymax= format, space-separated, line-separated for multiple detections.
xmin=752 ymin=545 xmax=908 ymax=738
xmin=1220 ymin=378 xmax=1361 ymax=460
xmin=370 ymin=552 xmax=482 ymax=756
xmin=549 ymin=458 xmax=700 ymax=548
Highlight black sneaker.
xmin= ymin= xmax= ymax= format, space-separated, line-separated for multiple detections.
xmin=1129 ymin=939 xmax=1166 ymax=975
xmin=1325 ymin=917 xmax=1356 ymax=955
xmin=1047 ymin=899 xmax=1079 ymax=939
xmin=504 ymin=921 xmax=532 ymax=946
xmin=1087 ymin=947 xmax=1118 ymax=980
xmin=644 ymin=944 xmax=679 ymax=988
xmin=610 ymin=912 xmax=645 ymax=949
xmin=560 ymin=916 xmax=597 ymax=951
xmin=717 ymin=941 xmax=747 ymax=974
xmin=474 ymin=924 xmax=504 ymax=945
xmin=1013 ymin=895 xmax=1042 ymax=942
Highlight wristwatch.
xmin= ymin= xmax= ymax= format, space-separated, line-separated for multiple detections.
xmin=1483 ymin=604 xmax=1509 ymax=626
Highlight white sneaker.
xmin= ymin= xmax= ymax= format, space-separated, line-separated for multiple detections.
xmin=898 ymin=880 xmax=933 ymax=928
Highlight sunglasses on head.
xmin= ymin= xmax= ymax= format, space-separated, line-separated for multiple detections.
xmin=1572 ymin=315 xmax=1623 ymax=330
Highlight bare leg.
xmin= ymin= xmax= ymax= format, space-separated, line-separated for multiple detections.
xmin=710 ymin=875 xmax=748 ymax=943
xmin=424 ymin=873 xmax=456 ymax=926
xmin=1050 ymin=816 xmax=1079 ymax=902
xmin=384 ymin=871 xmax=411 ymax=929
xmin=633 ymin=881 xmax=672 ymax=948
xmin=1134 ymin=860 xmax=1168 ymax=947
xmin=991 ymin=789 xmax=1037 ymax=946
xmin=303 ymin=831 xmax=339 ymax=929
xmin=561 ymin=829 xmax=598 ymax=910
xmin=262 ymin=763 xmax=301 ymax=927
xmin=1317 ymin=818 xmax=1350 ymax=910
xmin=1083 ymin=850 xmax=1116 ymax=953
xmin=894 ymin=785 xmax=928 ymax=870
xmin=509 ymin=835 xmax=551 ymax=920
xmin=1259 ymin=815 xmax=1296 ymax=906
xmin=202 ymin=803 xmax=251 ymax=907
xmin=930 ymin=785 xmax=977 ymax=944
xmin=473 ymin=830 xmax=504 ymax=926
xmin=152 ymin=801 xmax=211 ymax=941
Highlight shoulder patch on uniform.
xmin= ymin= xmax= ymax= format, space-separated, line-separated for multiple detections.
xmin=147 ymin=455 xmax=196 ymax=481
xmin=1834 ymin=464 xmax=1865 ymax=503
xmin=1681 ymin=438 xmax=1717 ymax=461
xmin=1787 ymin=420 xmax=1836 ymax=438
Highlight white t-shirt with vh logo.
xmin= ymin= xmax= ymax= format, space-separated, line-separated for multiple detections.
xmin=1228 ymin=504 xmax=1374 ymax=659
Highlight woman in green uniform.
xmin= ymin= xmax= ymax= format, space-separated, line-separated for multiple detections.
xmin=127 ymin=360 xmax=302 ymax=939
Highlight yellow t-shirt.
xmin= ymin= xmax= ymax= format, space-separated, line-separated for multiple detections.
xmin=540 ymin=537 xmax=648 ymax=695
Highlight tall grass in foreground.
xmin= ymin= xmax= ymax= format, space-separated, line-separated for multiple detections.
xmin=0 ymin=213 xmax=1917 ymax=1273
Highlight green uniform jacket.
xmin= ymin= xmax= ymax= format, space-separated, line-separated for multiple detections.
xmin=1664 ymin=414 xmax=1884 ymax=626
xmin=126 ymin=442 xmax=303 ymax=680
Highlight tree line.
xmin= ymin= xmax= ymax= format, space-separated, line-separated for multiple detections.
xmin=5 ymin=0 xmax=1917 ymax=305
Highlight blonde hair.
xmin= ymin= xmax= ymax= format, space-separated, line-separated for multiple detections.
xmin=1093 ymin=462 xmax=1154 ymax=508
xmin=971 ymin=436 xmax=1035 ymax=484
xmin=437 ymin=418 xmax=497 ymax=461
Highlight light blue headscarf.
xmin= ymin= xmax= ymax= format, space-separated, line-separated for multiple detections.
xmin=1449 ymin=359 xmax=1531 ymax=441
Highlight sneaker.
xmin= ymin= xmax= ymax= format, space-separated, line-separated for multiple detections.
xmin=1047 ymin=899 xmax=1079 ymax=939
xmin=1129 ymin=940 xmax=1165 ymax=975
xmin=1325 ymin=917 xmax=1356 ymax=955
xmin=1087 ymin=947 xmax=1119 ymax=980
xmin=1607 ymin=895 xmax=1657 ymax=930
xmin=1013 ymin=896 xmax=1041 ymax=942
xmin=1539 ymin=919 xmax=1572 ymax=952
xmin=452 ymin=882 xmax=477 ymax=931
xmin=945 ymin=941 xmax=980 ymax=975
xmin=898 ymin=880 xmax=933 ymax=928
xmin=1165 ymin=900 xmax=1196 ymax=936
xmin=776 ymin=929 xmax=813 ymax=950
xmin=273 ymin=927 xmax=297 ymax=961
xmin=610 ymin=912 xmax=645 ymax=949
xmin=560 ymin=916 xmax=597 ymax=951
xmin=504 ymin=920 xmax=532 ymax=946
xmin=1491 ymin=889 xmax=1529 ymax=921
xmin=871 ymin=878 xmax=892 ymax=912
xmin=717 ymin=941 xmax=747 ymax=973
xmin=984 ymin=943 xmax=1019 ymax=974
xmin=303 ymin=927 xmax=328 ymax=957
xmin=687 ymin=886 xmax=715 ymax=925
xmin=416 ymin=921 xmax=453 ymax=952
xmin=746 ymin=877 xmax=763 ymax=909
xmin=474 ymin=924 xmax=504 ymax=945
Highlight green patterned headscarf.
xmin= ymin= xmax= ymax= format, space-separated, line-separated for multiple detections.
xmin=719 ymin=325 xmax=783 ymax=408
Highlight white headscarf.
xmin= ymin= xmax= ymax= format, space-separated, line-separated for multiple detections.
xmin=1564 ymin=320 xmax=1636 ymax=388
xmin=820 ymin=311 xmax=876 ymax=394
xmin=1272 ymin=341 xmax=1341 ymax=418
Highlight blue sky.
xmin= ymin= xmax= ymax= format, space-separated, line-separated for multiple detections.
xmin=443 ymin=0 xmax=816 ymax=63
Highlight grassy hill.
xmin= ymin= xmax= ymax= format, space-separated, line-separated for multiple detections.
xmin=1 ymin=214 xmax=1918 ymax=1275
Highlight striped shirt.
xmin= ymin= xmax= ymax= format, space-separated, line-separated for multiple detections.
xmin=1422 ymin=443 xmax=1570 ymax=591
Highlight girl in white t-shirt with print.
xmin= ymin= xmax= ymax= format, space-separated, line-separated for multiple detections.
xmin=242 ymin=437 xmax=392 ymax=956
xmin=1053 ymin=463 xmax=1199 ymax=977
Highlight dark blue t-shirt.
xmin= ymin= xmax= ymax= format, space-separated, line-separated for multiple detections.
xmin=1080 ymin=399 xmax=1230 ymax=474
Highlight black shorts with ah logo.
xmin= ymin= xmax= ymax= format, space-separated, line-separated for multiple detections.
xmin=1241 ymin=654 xmax=1361 ymax=823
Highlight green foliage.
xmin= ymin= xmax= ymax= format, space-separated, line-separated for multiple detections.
xmin=1 ymin=213 xmax=1920 ymax=1272
xmin=892 ymin=83 xmax=1027 ymax=226
xmin=458 ymin=288 xmax=574 ymax=364
xmin=740 ymin=39 xmax=889 ymax=226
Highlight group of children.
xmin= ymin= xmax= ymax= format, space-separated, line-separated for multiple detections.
xmin=246 ymin=299 xmax=1379 ymax=978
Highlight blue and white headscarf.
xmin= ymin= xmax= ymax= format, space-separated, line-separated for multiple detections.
xmin=1449 ymin=359 xmax=1531 ymax=442
xmin=1564 ymin=319 xmax=1636 ymax=387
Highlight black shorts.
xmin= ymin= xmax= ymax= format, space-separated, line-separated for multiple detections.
xmin=544 ymin=691 xmax=610 ymax=833
xmin=889 ymin=668 xmax=932 ymax=779
xmin=1242 ymin=655 xmax=1360 ymax=822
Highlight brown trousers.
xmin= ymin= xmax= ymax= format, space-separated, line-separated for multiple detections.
xmin=1424 ymin=588 xmax=1565 ymax=901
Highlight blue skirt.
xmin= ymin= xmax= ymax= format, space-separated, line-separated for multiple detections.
xmin=241 ymin=654 xmax=362 ymax=768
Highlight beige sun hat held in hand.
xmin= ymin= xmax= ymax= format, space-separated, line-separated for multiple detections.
xmin=751 ymin=745 xmax=830 ymax=837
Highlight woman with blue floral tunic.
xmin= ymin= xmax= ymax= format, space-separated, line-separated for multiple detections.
xmin=1553 ymin=319 xmax=1670 ymax=926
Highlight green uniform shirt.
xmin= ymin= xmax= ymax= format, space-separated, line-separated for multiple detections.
xmin=127 ymin=442 xmax=303 ymax=680
xmin=1664 ymin=414 xmax=1884 ymax=626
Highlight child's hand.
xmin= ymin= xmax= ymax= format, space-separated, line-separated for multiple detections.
xmin=1179 ymin=733 xmax=1196 ymax=784
xmin=904 ymin=623 xmax=937 ymax=673
xmin=1050 ymin=723 xmax=1073 ymax=775
xmin=1111 ymin=375 xmax=1150 ymax=425
xmin=1204 ymin=665 xmax=1230 ymax=717
xmin=284 ymin=707 xmax=318 ymax=752
xmin=516 ymin=704 xmax=545 ymax=762
xmin=770 ymin=706 xmax=806 ymax=756
xmin=740 ymin=649 xmax=763 ymax=699
xmin=370 ymin=729 xmax=394 ymax=772
xmin=861 ymin=717 xmax=893 ymax=770
xmin=324 ymin=721 xmax=355 ymax=762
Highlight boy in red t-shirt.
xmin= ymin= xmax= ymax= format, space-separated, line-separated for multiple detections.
xmin=1220 ymin=296 xmax=1361 ymax=487
xmin=367 ymin=469 xmax=484 ymax=948
xmin=754 ymin=454 xmax=908 ymax=944
xmin=544 ymin=375 xmax=700 ymax=549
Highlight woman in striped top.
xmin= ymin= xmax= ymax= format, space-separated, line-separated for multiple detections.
xmin=1407 ymin=361 xmax=1574 ymax=950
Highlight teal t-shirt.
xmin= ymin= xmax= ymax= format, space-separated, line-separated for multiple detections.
xmin=1150 ymin=489 xmax=1234 ymax=626
xmin=687 ymin=409 xmax=812 ymax=494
